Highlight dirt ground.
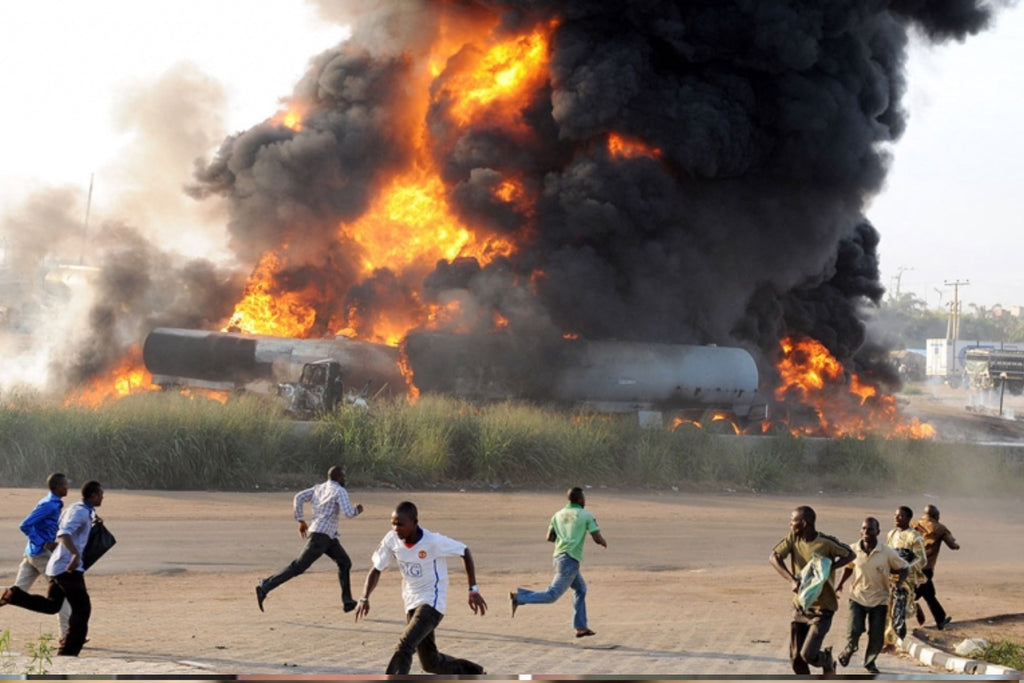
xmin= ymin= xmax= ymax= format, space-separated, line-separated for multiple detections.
xmin=1 ymin=485 xmax=1022 ymax=678
xmin=899 ymin=378 xmax=1024 ymax=442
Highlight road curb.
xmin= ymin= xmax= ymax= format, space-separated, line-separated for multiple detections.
xmin=900 ymin=633 xmax=1022 ymax=676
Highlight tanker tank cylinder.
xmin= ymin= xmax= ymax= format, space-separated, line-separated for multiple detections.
xmin=142 ymin=327 xmax=406 ymax=397
xmin=403 ymin=331 xmax=761 ymax=415
xmin=142 ymin=327 xmax=262 ymax=383
xmin=552 ymin=340 xmax=760 ymax=412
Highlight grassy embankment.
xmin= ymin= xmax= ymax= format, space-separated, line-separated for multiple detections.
xmin=1 ymin=390 xmax=1022 ymax=494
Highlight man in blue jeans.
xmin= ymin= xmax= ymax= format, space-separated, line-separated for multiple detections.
xmin=510 ymin=487 xmax=607 ymax=638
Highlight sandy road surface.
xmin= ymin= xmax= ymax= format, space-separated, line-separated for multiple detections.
xmin=1 ymin=487 xmax=1021 ymax=677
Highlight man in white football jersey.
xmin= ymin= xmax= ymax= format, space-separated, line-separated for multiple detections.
xmin=354 ymin=501 xmax=488 ymax=675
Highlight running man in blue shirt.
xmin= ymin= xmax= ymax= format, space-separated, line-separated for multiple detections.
xmin=6 ymin=473 xmax=72 ymax=643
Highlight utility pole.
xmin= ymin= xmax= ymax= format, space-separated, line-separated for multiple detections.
xmin=80 ymin=173 xmax=93 ymax=266
xmin=891 ymin=266 xmax=913 ymax=298
xmin=944 ymin=279 xmax=970 ymax=380
xmin=944 ymin=279 xmax=969 ymax=341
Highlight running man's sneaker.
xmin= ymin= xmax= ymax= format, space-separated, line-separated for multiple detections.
xmin=255 ymin=581 xmax=268 ymax=612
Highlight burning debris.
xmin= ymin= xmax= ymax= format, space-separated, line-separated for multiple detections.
xmin=2 ymin=1 xmax=997 ymax=437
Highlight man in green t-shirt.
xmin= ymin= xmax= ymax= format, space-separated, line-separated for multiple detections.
xmin=510 ymin=487 xmax=607 ymax=638
xmin=770 ymin=505 xmax=855 ymax=675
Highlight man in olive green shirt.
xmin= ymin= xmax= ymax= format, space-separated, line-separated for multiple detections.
xmin=510 ymin=487 xmax=607 ymax=638
xmin=770 ymin=505 xmax=855 ymax=675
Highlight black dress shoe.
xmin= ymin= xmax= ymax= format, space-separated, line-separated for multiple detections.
xmin=821 ymin=646 xmax=836 ymax=674
xmin=255 ymin=582 xmax=268 ymax=612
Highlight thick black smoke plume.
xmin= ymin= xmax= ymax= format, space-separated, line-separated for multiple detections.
xmin=191 ymin=0 xmax=992 ymax=387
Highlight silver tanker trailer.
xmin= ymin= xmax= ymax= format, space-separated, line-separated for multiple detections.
xmin=142 ymin=327 xmax=765 ymax=427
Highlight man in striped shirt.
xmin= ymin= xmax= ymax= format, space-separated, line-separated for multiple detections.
xmin=256 ymin=466 xmax=363 ymax=613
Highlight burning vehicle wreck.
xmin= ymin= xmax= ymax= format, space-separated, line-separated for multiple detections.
xmin=141 ymin=327 xmax=404 ymax=413
xmin=276 ymin=359 xmax=375 ymax=419
xmin=141 ymin=327 xmax=766 ymax=426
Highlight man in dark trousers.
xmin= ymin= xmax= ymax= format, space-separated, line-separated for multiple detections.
xmin=354 ymin=501 xmax=488 ymax=675
xmin=0 ymin=480 xmax=105 ymax=657
xmin=836 ymin=516 xmax=909 ymax=674
xmin=913 ymin=504 xmax=960 ymax=629
xmin=770 ymin=505 xmax=855 ymax=675
xmin=256 ymin=466 xmax=363 ymax=612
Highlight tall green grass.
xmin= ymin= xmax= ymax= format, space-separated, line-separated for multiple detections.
xmin=2 ymin=390 xmax=1022 ymax=493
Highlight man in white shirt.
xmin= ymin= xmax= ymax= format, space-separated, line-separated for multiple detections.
xmin=256 ymin=466 xmax=363 ymax=612
xmin=354 ymin=501 xmax=488 ymax=675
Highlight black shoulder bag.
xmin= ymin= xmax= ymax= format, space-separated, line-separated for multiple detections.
xmin=82 ymin=517 xmax=116 ymax=570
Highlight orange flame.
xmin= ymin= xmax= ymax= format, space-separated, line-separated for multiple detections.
xmin=342 ymin=165 xmax=516 ymax=281
xmin=670 ymin=411 xmax=739 ymax=434
xmin=224 ymin=250 xmax=318 ymax=337
xmin=608 ymin=133 xmax=661 ymax=160
xmin=444 ymin=21 xmax=556 ymax=127
xmin=397 ymin=345 xmax=420 ymax=401
xmin=63 ymin=345 xmax=158 ymax=408
xmin=774 ymin=336 xmax=935 ymax=439
xmin=180 ymin=388 xmax=230 ymax=404
xmin=271 ymin=104 xmax=306 ymax=131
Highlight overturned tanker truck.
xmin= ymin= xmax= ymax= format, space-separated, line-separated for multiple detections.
xmin=141 ymin=327 xmax=765 ymax=427
xmin=142 ymin=327 xmax=406 ymax=418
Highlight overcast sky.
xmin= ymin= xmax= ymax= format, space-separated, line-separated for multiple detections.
xmin=867 ymin=3 xmax=1024 ymax=311
xmin=1 ymin=0 xmax=1020 ymax=311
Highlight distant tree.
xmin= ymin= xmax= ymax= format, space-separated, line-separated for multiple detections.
xmin=870 ymin=295 xmax=1024 ymax=352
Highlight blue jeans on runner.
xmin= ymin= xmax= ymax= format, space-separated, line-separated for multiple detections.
xmin=515 ymin=553 xmax=588 ymax=630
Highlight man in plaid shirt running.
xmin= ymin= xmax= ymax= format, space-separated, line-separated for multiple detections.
xmin=256 ymin=466 xmax=363 ymax=612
